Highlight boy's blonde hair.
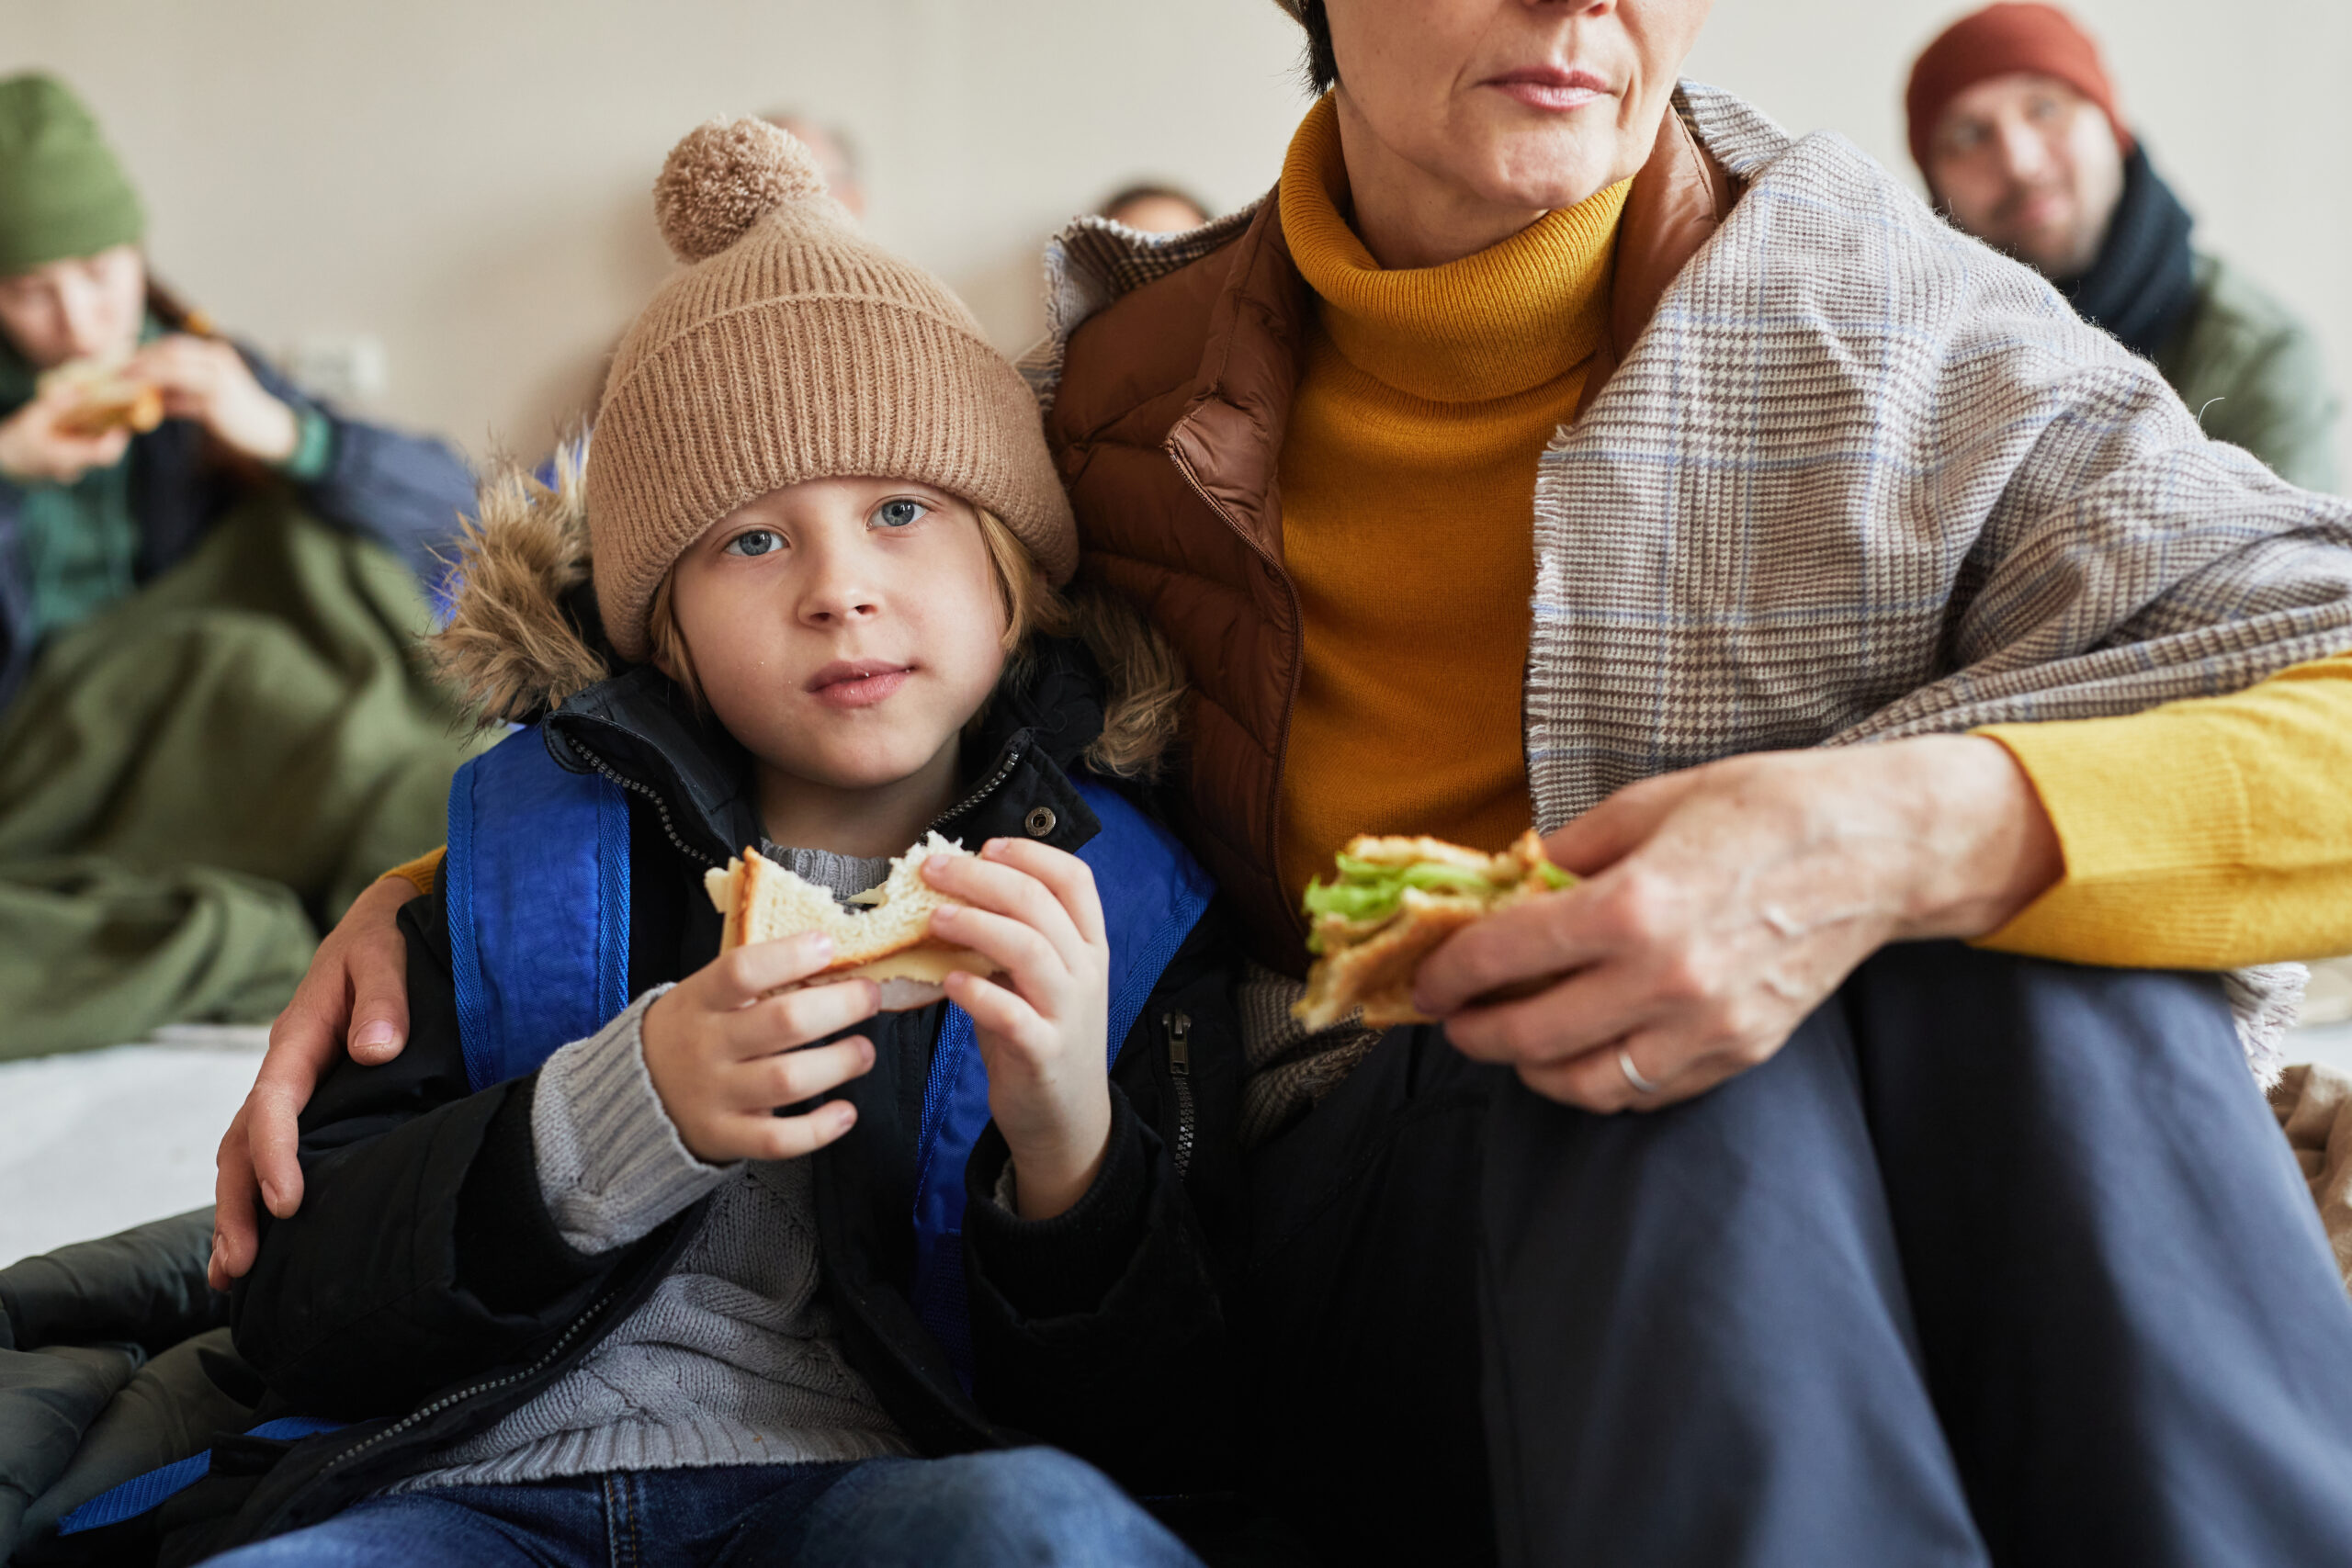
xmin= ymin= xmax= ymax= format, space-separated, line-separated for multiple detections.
xmin=648 ymin=509 xmax=1184 ymax=780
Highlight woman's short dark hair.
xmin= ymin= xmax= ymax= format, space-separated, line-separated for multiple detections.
xmin=1301 ymin=0 xmax=1339 ymax=95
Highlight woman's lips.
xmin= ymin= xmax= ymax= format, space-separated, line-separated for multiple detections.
xmin=1487 ymin=66 xmax=1612 ymax=113
xmin=807 ymin=660 xmax=913 ymax=710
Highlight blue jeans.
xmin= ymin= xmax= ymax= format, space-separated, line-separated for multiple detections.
xmin=200 ymin=1447 xmax=1203 ymax=1567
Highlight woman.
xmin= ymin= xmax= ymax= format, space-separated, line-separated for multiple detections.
xmin=227 ymin=3 xmax=2352 ymax=1562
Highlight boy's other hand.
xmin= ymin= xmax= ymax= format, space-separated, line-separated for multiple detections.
xmin=925 ymin=840 xmax=1112 ymax=1221
xmin=211 ymin=873 xmax=422 ymax=1291
xmin=642 ymin=933 xmax=880 ymax=1165
xmin=125 ymin=335 xmax=301 ymax=465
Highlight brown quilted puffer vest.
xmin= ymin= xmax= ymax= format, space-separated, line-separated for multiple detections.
xmin=1046 ymin=109 xmax=1738 ymax=975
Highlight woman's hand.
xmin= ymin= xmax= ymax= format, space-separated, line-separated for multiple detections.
xmin=924 ymin=840 xmax=1113 ymax=1221
xmin=210 ymin=874 xmax=422 ymax=1290
xmin=0 ymin=378 xmax=133 ymax=483
xmin=125 ymin=334 xmax=301 ymax=465
xmin=640 ymin=934 xmax=879 ymax=1165
xmin=1413 ymin=736 xmax=2064 ymax=1112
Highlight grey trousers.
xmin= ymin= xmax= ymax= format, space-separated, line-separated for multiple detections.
xmin=1242 ymin=942 xmax=2352 ymax=1566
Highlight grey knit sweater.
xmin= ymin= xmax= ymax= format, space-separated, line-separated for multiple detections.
xmin=400 ymin=848 xmax=914 ymax=1490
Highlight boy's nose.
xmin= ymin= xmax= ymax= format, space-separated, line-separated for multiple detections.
xmin=797 ymin=570 xmax=882 ymax=626
xmin=803 ymin=598 xmax=879 ymax=626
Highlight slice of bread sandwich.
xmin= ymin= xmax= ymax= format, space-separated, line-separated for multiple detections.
xmin=1293 ymin=829 xmax=1575 ymax=1032
xmin=703 ymin=832 xmax=998 ymax=1010
xmin=38 ymin=357 xmax=164 ymax=438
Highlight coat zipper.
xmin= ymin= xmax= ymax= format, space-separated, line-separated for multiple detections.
xmin=313 ymin=1286 xmax=623 ymax=1480
xmin=930 ymin=747 xmax=1023 ymax=834
xmin=1161 ymin=1010 xmax=1195 ymax=1179
xmin=569 ymin=730 xmax=1025 ymax=870
xmin=573 ymin=744 xmax=718 ymax=868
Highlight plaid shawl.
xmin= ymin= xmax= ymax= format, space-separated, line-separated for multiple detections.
xmin=1031 ymin=83 xmax=2352 ymax=1090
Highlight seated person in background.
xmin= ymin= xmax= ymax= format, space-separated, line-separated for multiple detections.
xmin=0 ymin=72 xmax=481 ymax=1058
xmin=763 ymin=111 xmax=865 ymax=219
xmin=1909 ymin=2 xmax=2341 ymax=491
xmin=1097 ymin=183 xmax=1213 ymax=234
xmin=191 ymin=118 xmax=1234 ymax=1567
xmin=0 ymin=71 xmax=473 ymax=706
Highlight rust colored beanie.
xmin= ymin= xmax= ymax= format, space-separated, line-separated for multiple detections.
xmin=1905 ymin=3 xmax=2132 ymax=176
xmin=587 ymin=116 xmax=1076 ymax=663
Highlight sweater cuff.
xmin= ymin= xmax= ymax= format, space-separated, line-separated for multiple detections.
xmin=1974 ymin=712 xmax=2253 ymax=966
xmin=383 ymin=848 xmax=444 ymax=898
xmin=963 ymin=1089 xmax=1151 ymax=1321
xmin=532 ymin=986 xmax=730 ymax=1255
xmin=272 ymin=405 xmax=336 ymax=483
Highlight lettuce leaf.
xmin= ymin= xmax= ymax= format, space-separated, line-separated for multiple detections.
xmin=1302 ymin=848 xmax=1577 ymax=947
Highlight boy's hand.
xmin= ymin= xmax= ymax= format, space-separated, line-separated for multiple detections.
xmin=124 ymin=335 xmax=301 ymax=465
xmin=641 ymin=932 xmax=880 ymax=1165
xmin=925 ymin=840 xmax=1112 ymax=1221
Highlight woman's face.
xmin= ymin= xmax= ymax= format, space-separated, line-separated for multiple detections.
xmin=0 ymin=244 xmax=145 ymax=368
xmin=1324 ymin=0 xmax=1713 ymax=240
xmin=663 ymin=476 xmax=1010 ymax=803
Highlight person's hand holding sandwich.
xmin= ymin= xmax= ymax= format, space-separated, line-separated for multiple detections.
xmin=1391 ymin=737 xmax=2062 ymax=1114
xmin=647 ymin=833 xmax=1113 ymax=1221
xmin=0 ymin=364 xmax=136 ymax=482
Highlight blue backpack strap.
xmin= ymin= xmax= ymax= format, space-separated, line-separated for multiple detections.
xmin=446 ymin=723 xmax=635 ymax=1089
xmin=54 ymin=1416 xmax=347 ymax=1538
xmin=907 ymin=777 xmax=1216 ymax=1386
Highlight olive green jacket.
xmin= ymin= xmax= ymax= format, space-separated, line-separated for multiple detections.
xmin=2156 ymin=254 xmax=2341 ymax=493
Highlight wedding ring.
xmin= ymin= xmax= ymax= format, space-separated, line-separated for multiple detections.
xmin=1617 ymin=1046 xmax=1662 ymax=1097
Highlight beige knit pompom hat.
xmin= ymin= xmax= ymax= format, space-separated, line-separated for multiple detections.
xmin=586 ymin=116 xmax=1077 ymax=662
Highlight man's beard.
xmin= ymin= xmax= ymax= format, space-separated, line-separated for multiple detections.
xmin=1987 ymin=182 xmax=2102 ymax=282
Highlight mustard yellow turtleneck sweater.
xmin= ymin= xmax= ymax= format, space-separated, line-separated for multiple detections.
xmin=1273 ymin=96 xmax=2352 ymax=969
xmin=1274 ymin=97 xmax=1630 ymax=908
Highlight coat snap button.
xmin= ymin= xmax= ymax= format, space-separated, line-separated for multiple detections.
xmin=1023 ymin=807 xmax=1057 ymax=838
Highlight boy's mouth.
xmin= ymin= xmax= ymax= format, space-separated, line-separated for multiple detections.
xmin=807 ymin=660 xmax=914 ymax=710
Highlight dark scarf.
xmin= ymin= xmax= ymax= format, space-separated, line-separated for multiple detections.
xmin=2060 ymin=143 xmax=2198 ymax=358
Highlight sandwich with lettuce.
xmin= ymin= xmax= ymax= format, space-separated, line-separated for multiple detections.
xmin=1293 ymin=830 xmax=1575 ymax=1031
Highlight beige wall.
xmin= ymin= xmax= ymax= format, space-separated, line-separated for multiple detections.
xmin=7 ymin=1 xmax=2346 ymax=480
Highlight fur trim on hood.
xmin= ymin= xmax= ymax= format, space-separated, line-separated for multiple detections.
xmin=426 ymin=439 xmax=1189 ymax=776
xmin=427 ymin=442 xmax=611 ymax=726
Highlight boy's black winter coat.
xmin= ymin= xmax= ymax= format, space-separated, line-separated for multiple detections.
xmin=190 ymin=638 xmax=1247 ymax=1560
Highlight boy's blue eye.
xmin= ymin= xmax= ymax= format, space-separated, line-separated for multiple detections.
xmin=723 ymin=529 xmax=783 ymax=558
xmin=875 ymin=499 xmax=928 ymax=529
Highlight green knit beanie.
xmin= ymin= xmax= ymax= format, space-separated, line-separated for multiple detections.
xmin=0 ymin=73 xmax=143 ymax=276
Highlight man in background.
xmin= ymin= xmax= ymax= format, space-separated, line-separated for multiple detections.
xmin=1909 ymin=2 xmax=2340 ymax=491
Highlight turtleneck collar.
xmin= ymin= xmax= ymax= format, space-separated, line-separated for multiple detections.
xmin=1277 ymin=94 xmax=1631 ymax=404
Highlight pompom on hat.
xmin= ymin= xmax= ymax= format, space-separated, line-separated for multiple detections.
xmin=586 ymin=116 xmax=1076 ymax=664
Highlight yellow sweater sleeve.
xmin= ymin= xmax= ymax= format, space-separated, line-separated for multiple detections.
xmin=1976 ymin=650 xmax=2352 ymax=968
xmin=383 ymin=847 xmax=445 ymax=898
